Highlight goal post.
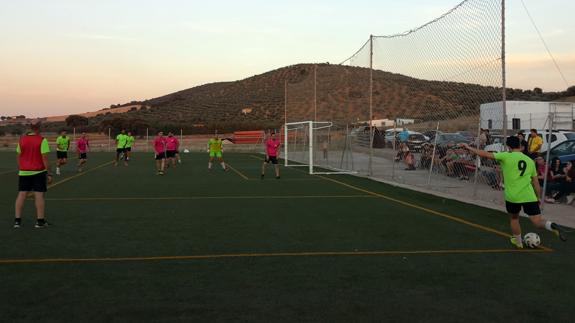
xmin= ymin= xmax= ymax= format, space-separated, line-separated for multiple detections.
xmin=284 ymin=121 xmax=356 ymax=175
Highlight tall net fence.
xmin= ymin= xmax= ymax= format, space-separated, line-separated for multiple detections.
xmin=286 ymin=0 xmax=510 ymax=205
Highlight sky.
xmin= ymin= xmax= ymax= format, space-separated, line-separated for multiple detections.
xmin=0 ymin=0 xmax=573 ymax=118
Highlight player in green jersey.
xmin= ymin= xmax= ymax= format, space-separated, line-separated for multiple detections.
xmin=55 ymin=130 xmax=70 ymax=175
xmin=114 ymin=129 xmax=129 ymax=166
xmin=125 ymin=131 xmax=135 ymax=161
xmin=463 ymin=136 xmax=566 ymax=248
xmin=207 ymin=134 xmax=228 ymax=171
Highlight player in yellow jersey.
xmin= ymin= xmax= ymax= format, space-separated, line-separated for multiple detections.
xmin=207 ymin=134 xmax=228 ymax=171
xmin=462 ymin=136 xmax=566 ymax=248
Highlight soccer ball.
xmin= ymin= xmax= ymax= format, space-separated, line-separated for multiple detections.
xmin=183 ymin=149 xmax=190 ymax=153
xmin=523 ymin=232 xmax=541 ymax=248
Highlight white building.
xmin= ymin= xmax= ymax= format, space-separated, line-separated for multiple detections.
xmin=480 ymin=101 xmax=575 ymax=131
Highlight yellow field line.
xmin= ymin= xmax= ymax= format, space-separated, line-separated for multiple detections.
xmin=249 ymin=155 xmax=554 ymax=252
xmin=0 ymin=248 xmax=551 ymax=265
xmin=48 ymin=160 xmax=114 ymax=189
xmin=314 ymin=175 xmax=555 ymax=252
xmin=225 ymin=163 xmax=249 ymax=180
xmin=45 ymin=195 xmax=375 ymax=201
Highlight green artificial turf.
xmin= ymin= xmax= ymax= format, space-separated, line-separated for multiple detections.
xmin=0 ymin=152 xmax=573 ymax=322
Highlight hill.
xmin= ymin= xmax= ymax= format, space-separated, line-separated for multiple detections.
xmin=106 ymin=64 xmax=572 ymax=132
xmin=10 ymin=64 xmax=572 ymax=135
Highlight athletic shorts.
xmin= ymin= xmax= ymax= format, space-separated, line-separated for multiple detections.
xmin=155 ymin=153 xmax=166 ymax=160
xmin=56 ymin=151 xmax=68 ymax=159
xmin=79 ymin=153 xmax=87 ymax=160
xmin=126 ymin=147 xmax=132 ymax=152
xmin=166 ymin=150 xmax=177 ymax=158
xmin=265 ymin=156 xmax=278 ymax=164
xmin=209 ymin=151 xmax=222 ymax=158
xmin=116 ymin=148 xmax=126 ymax=154
xmin=18 ymin=172 xmax=48 ymax=192
xmin=505 ymin=201 xmax=541 ymax=216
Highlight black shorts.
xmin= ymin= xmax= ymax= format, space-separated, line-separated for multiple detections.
xmin=126 ymin=147 xmax=132 ymax=152
xmin=266 ymin=156 xmax=278 ymax=164
xmin=505 ymin=201 xmax=541 ymax=216
xmin=166 ymin=150 xmax=177 ymax=158
xmin=79 ymin=153 xmax=87 ymax=160
xmin=18 ymin=172 xmax=48 ymax=192
xmin=56 ymin=151 xmax=68 ymax=159
xmin=116 ymin=148 xmax=126 ymax=154
xmin=155 ymin=153 xmax=166 ymax=160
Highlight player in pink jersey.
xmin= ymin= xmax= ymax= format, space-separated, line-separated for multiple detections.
xmin=261 ymin=131 xmax=281 ymax=179
xmin=76 ymin=132 xmax=89 ymax=172
xmin=165 ymin=132 xmax=180 ymax=168
xmin=153 ymin=131 xmax=168 ymax=175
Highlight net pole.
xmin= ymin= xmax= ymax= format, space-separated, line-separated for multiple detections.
xmin=541 ymin=107 xmax=554 ymax=211
xmin=427 ymin=122 xmax=440 ymax=186
xmin=108 ymin=128 xmax=111 ymax=152
xmin=146 ymin=128 xmax=149 ymax=152
xmin=501 ymin=0 xmax=507 ymax=140
xmin=308 ymin=121 xmax=313 ymax=174
xmin=284 ymin=80 xmax=287 ymax=126
xmin=392 ymin=121 xmax=397 ymax=180
xmin=284 ymin=123 xmax=288 ymax=166
xmin=313 ymin=64 xmax=317 ymax=122
xmin=368 ymin=35 xmax=374 ymax=176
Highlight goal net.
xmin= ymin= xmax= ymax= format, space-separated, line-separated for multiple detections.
xmin=284 ymin=121 xmax=356 ymax=175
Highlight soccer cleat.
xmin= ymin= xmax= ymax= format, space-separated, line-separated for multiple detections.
xmin=566 ymin=195 xmax=575 ymax=205
xmin=13 ymin=219 xmax=21 ymax=228
xmin=510 ymin=236 xmax=523 ymax=249
xmin=261 ymin=174 xmax=264 ymax=179
xmin=551 ymin=223 xmax=567 ymax=242
xmin=276 ymin=176 xmax=280 ymax=179
xmin=34 ymin=220 xmax=49 ymax=228
xmin=159 ymin=171 xmax=164 ymax=176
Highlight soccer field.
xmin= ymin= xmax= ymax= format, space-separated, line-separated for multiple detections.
xmin=0 ymin=152 xmax=573 ymax=322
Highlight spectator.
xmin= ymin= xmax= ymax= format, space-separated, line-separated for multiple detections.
xmin=479 ymin=129 xmax=488 ymax=148
xmin=404 ymin=149 xmax=416 ymax=171
xmin=549 ymin=157 xmax=565 ymax=182
xmin=527 ymin=129 xmax=543 ymax=159
xmin=398 ymin=129 xmax=410 ymax=143
xmin=419 ymin=143 xmax=434 ymax=169
xmin=480 ymin=160 xmax=502 ymax=190
xmin=535 ymin=157 xmax=552 ymax=186
xmin=484 ymin=129 xmax=492 ymax=145
xmin=545 ymin=161 xmax=575 ymax=204
xmin=517 ymin=132 xmax=529 ymax=156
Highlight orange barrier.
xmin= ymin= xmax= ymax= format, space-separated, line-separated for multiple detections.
xmin=233 ymin=131 xmax=265 ymax=144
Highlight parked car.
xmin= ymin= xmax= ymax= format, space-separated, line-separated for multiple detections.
xmin=386 ymin=130 xmax=429 ymax=151
xmin=384 ymin=128 xmax=404 ymax=146
xmin=433 ymin=133 xmax=470 ymax=147
xmin=405 ymin=133 xmax=428 ymax=152
xmin=423 ymin=130 xmax=443 ymax=142
xmin=548 ymin=139 xmax=575 ymax=166
xmin=457 ymin=131 xmax=475 ymax=143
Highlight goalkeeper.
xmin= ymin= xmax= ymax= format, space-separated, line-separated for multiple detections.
xmin=207 ymin=134 xmax=228 ymax=171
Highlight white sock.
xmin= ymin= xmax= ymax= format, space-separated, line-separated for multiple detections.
xmin=544 ymin=221 xmax=554 ymax=231
xmin=221 ymin=162 xmax=226 ymax=169
xmin=208 ymin=162 xmax=212 ymax=169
